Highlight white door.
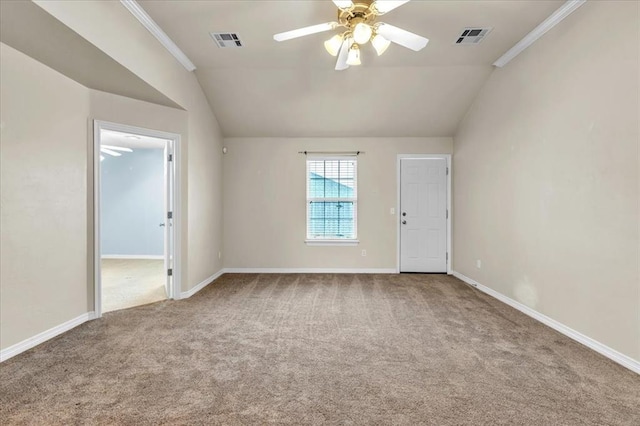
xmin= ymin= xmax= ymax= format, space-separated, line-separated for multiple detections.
xmin=163 ymin=142 xmax=174 ymax=298
xmin=400 ymin=158 xmax=447 ymax=273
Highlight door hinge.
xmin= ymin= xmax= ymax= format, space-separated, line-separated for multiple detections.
xmin=446 ymin=167 xmax=449 ymax=175
xmin=167 ymin=211 xmax=173 ymax=219
xmin=446 ymin=209 xmax=449 ymax=219
xmin=167 ymin=268 xmax=173 ymax=276
xmin=446 ymin=252 xmax=448 ymax=262
xmin=167 ymin=154 xmax=173 ymax=162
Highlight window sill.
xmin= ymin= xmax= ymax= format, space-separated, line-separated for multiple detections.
xmin=305 ymin=239 xmax=359 ymax=247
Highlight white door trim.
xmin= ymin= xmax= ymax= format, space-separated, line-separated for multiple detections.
xmin=93 ymin=120 xmax=182 ymax=318
xmin=396 ymin=154 xmax=452 ymax=274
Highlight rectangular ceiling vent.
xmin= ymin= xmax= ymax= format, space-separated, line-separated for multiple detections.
xmin=210 ymin=33 xmax=243 ymax=48
xmin=455 ymin=28 xmax=492 ymax=45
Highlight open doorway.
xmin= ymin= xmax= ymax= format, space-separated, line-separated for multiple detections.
xmin=93 ymin=121 xmax=180 ymax=317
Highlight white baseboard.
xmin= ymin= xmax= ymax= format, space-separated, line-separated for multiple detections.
xmin=223 ymin=268 xmax=397 ymax=274
xmin=0 ymin=311 xmax=96 ymax=363
xmin=180 ymin=269 xmax=225 ymax=299
xmin=452 ymin=271 xmax=640 ymax=375
xmin=101 ymin=255 xmax=164 ymax=260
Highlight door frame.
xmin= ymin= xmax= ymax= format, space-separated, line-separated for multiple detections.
xmin=396 ymin=154 xmax=452 ymax=274
xmin=93 ymin=120 xmax=182 ymax=318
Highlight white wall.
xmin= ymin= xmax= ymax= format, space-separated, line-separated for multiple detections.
xmin=223 ymin=137 xmax=452 ymax=270
xmin=0 ymin=43 xmax=90 ymax=349
xmin=453 ymin=1 xmax=639 ymax=361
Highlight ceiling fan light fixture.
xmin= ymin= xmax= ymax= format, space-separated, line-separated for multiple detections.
xmin=353 ymin=23 xmax=373 ymax=45
xmin=274 ymin=0 xmax=425 ymax=71
xmin=324 ymin=33 xmax=344 ymax=56
xmin=346 ymin=44 xmax=361 ymax=66
xmin=371 ymin=33 xmax=391 ymax=56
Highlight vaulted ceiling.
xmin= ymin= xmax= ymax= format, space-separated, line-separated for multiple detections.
xmin=1 ymin=0 xmax=566 ymax=138
xmin=0 ymin=0 xmax=181 ymax=109
xmin=138 ymin=0 xmax=564 ymax=138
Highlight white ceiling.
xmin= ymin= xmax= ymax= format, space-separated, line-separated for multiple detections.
xmin=140 ymin=0 xmax=563 ymax=137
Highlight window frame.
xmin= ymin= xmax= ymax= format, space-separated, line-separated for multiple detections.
xmin=305 ymin=155 xmax=359 ymax=246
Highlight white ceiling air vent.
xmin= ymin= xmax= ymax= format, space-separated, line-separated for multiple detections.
xmin=210 ymin=33 xmax=243 ymax=48
xmin=455 ymin=28 xmax=492 ymax=45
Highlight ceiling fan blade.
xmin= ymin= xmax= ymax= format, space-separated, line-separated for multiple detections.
xmin=274 ymin=22 xmax=337 ymax=42
xmin=376 ymin=23 xmax=428 ymax=51
xmin=335 ymin=38 xmax=353 ymax=71
xmin=101 ymin=144 xmax=133 ymax=152
xmin=372 ymin=0 xmax=411 ymax=14
xmin=332 ymin=0 xmax=354 ymax=9
xmin=100 ymin=148 xmax=122 ymax=157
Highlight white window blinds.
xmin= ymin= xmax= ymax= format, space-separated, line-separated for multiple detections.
xmin=306 ymin=157 xmax=357 ymax=240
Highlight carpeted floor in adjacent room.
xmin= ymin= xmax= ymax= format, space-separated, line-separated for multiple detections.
xmin=101 ymin=258 xmax=166 ymax=313
xmin=0 ymin=273 xmax=638 ymax=425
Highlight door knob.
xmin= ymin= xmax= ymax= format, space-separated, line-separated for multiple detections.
xmin=402 ymin=212 xmax=407 ymax=217
xmin=402 ymin=220 xmax=407 ymax=225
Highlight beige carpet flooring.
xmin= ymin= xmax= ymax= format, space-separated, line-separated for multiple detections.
xmin=101 ymin=259 xmax=166 ymax=313
xmin=1 ymin=273 xmax=638 ymax=425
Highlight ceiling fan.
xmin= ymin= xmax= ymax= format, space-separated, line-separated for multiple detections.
xmin=273 ymin=0 xmax=428 ymax=70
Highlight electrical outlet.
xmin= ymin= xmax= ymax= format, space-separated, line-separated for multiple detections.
xmin=476 ymin=259 xmax=482 ymax=269
xmin=361 ymin=250 xmax=367 ymax=257
xmin=390 ymin=208 xmax=395 ymax=215
xmin=218 ymin=251 xmax=222 ymax=260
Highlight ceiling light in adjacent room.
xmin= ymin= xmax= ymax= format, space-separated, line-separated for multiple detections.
xmin=100 ymin=148 xmax=123 ymax=157
xmin=102 ymin=145 xmax=133 ymax=152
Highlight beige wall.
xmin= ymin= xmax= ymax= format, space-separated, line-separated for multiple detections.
xmin=0 ymin=43 xmax=90 ymax=349
xmin=223 ymin=137 xmax=452 ymax=269
xmin=453 ymin=1 xmax=639 ymax=361
xmin=36 ymin=0 xmax=225 ymax=290
xmin=186 ymin=102 xmax=224 ymax=286
xmin=2 ymin=0 xmax=226 ymax=349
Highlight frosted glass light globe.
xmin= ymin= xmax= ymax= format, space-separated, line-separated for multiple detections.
xmin=353 ymin=23 xmax=372 ymax=44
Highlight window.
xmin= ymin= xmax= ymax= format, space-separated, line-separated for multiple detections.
xmin=306 ymin=157 xmax=357 ymax=243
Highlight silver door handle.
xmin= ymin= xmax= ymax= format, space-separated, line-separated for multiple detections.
xmin=402 ymin=220 xmax=407 ymax=225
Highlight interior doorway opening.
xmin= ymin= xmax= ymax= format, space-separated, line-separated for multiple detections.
xmin=94 ymin=121 xmax=180 ymax=317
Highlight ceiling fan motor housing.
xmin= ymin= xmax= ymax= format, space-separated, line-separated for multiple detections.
xmin=338 ymin=1 xmax=378 ymax=33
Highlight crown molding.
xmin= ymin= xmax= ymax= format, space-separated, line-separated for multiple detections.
xmin=120 ymin=0 xmax=196 ymax=72
xmin=493 ymin=0 xmax=586 ymax=68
